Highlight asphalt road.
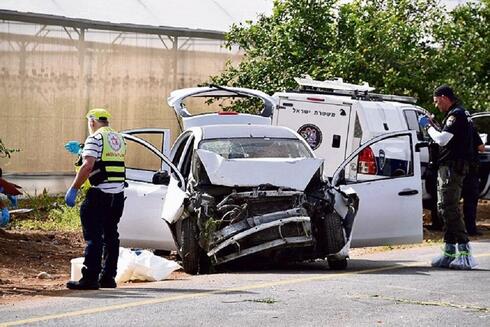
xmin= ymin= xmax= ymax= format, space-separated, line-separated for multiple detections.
xmin=1 ymin=241 xmax=489 ymax=327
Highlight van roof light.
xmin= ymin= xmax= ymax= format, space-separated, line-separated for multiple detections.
xmin=293 ymin=76 xmax=417 ymax=104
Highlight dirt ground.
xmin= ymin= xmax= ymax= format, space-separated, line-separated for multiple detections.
xmin=1 ymin=201 xmax=489 ymax=305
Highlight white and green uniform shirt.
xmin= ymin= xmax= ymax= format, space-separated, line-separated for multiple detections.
xmin=82 ymin=127 xmax=126 ymax=194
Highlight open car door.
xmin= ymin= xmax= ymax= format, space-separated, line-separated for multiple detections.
xmin=332 ymin=130 xmax=423 ymax=247
xmin=118 ymin=130 xmax=183 ymax=251
xmin=471 ymin=112 xmax=490 ymax=199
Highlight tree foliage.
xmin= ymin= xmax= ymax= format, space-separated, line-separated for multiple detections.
xmin=432 ymin=0 xmax=490 ymax=111
xmin=210 ymin=0 xmax=489 ymax=114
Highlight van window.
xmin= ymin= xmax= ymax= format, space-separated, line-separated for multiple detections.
xmin=404 ymin=110 xmax=428 ymax=141
xmin=354 ymin=113 xmax=362 ymax=138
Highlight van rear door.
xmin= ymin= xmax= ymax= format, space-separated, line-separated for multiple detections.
xmin=273 ymin=94 xmax=352 ymax=176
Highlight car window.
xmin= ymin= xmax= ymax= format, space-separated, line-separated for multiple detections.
xmin=180 ymin=137 xmax=195 ymax=179
xmin=473 ymin=115 xmax=490 ymax=145
xmin=172 ymin=134 xmax=191 ymax=167
xmin=343 ymin=134 xmax=414 ymax=183
xmin=199 ymin=138 xmax=313 ymax=159
xmin=125 ymin=138 xmax=162 ymax=172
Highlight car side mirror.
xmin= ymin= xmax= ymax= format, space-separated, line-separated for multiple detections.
xmin=152 ymin=171 xmax=170 ymax=185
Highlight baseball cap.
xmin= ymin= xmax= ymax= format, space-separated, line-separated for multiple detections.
xmin=433 ymin=84 xmax=456 ymax=100
xmin=86 ymin=108 xmax=111 ymax=120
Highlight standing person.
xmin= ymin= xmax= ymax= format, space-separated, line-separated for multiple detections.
xmin=65 ymin=108 xmax=126 ymax=289
xmin=418 ymin=85 xmax=477 ymax=269
xmin=462 ymin=123 xmax=485 ymax=236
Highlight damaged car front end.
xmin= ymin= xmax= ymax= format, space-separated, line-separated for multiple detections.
xmin=173 ymin=139 xmax=359 ymax=274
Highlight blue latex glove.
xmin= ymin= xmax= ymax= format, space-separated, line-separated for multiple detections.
xmin=7 ymin=195 xmax=17 ymax=208
xmin=0 ymin=207 xmax=9 ymax=227
xmin=65 ymin=187 xmax=79 ymax=207
xmin=418 ymin=115 xmax=432 ymax=129
xmin=64 ymin=141 xmax=82 ymax=155
xmin=0 ymin=186 xmax=4 ymax=193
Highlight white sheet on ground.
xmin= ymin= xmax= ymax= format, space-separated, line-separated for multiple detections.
xmin=116 ymin=247 xmax=181 ymax=283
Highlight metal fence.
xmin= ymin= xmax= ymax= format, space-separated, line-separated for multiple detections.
xmin=0 ymin=20 xmax=241 ymax=173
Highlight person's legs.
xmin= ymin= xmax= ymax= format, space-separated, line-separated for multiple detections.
xmin=67 ymin=188 xmax=105 ymax=289
xmin=80 ymin=189 xmax=106 ymax=280
xmin=433 ymin=165 xmax=468 ymax=268
xmin=437 ymin=165 xmax=467 ymax=244
xmin=462 ymin=170 xmax=480 ymax=235
xmin=100 ymin=192 xmax=124 ymax=286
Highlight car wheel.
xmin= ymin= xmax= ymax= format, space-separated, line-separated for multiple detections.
xmin=327 ymin=258 xmax=348 ymax=270
xmin=181 ymin=216 xmax=200 ymax=275
xmin=180 ymin=216 xmax=210 ymax=275
xmin=324 ymin=212 xmax=345 ymax=254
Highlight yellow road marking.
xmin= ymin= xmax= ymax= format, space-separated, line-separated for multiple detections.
xmin=2 ymin=252 xmax=489 ymax=326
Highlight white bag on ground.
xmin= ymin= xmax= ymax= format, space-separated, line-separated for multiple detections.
xmin=116 ymin=248 xmax=181 ymax=283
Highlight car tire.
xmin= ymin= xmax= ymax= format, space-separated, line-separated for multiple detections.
xmin=324 ymin=212 xmax=345 ymax=254
xmin=181 ymin=216 xmax=211 ymax=275
xmin=181 ymin=216 xmax=200 ymax=275
xmin=327 ymin=258 xmax=348 ymax=270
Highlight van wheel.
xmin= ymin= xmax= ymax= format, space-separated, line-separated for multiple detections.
xmin=327 ymin=258 xmax=348 ymax=270
xmin=180 ymin=216 xmax=210 ymax=275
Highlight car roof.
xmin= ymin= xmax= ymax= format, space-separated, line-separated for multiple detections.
xmin=196 ymin=124 xmax=301 ymax=140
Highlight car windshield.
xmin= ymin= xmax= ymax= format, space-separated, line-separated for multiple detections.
xmin=199 ymin=138 xmax=313 ymax=159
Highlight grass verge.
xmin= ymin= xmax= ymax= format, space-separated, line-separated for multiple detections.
xmin=8 ymin=189 xmax=82 ymax=231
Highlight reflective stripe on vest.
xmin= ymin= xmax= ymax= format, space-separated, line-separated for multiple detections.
xmin=89 ymin=127 xmax=126 ymax=185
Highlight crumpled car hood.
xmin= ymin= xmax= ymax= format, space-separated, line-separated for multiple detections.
xmin=196 ymin=149 xmax=323 ymax=191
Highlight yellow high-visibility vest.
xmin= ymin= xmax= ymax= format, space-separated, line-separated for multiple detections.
xmin=88 ymin=127 xmax=126 ymax=185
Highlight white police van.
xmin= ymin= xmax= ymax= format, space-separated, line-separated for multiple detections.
xmin=272 ymin=77 xmax=434 ymax=196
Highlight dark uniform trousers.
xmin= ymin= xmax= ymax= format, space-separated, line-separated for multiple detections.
xmin=80 ymin=187 xmax=125 ymax=281
xmin=462 ymin=162 xmax=480 ymax=234
xmin=437 ymin=161 xmax=469 ymax=244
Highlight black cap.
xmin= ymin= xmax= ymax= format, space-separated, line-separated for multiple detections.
xmin=433 ymin=84 xmax=457 ymax=101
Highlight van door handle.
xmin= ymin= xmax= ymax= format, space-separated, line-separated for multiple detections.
xmin=398 ymin=189 xmax=419 ymax=196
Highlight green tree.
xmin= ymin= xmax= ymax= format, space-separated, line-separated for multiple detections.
xmin=432 ymin=0 xmax=490 ymax=112
xmin=210 ymin=0 xmax=339 ymax=112
xmin=210 ymin=0 xmax=489 ymax=114
xmin=324 ymin=0 xmax=443 ymax=108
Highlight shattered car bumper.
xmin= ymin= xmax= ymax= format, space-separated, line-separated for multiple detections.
xmin=183 ymin=186 xmax=358 ymax=272
xmin=208 ymin=210 xmax=313 ymax=265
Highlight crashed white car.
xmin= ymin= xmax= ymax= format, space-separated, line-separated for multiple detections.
xmin=118 ymin=86 xmax=423 ymax=274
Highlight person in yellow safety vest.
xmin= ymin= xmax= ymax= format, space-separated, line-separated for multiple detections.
xmin=64 ymin=108 xmax=127 ymax=290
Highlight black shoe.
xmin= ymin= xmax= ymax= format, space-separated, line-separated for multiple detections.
xmin=66 ymin=279 xmax=100 ymax=290
xmin=99 ymin=277 xmax=117 ymax=288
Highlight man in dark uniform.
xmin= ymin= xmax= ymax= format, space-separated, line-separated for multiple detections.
xmin=462 ymin=122 xmax=485 ymax=236
xmin=419 ymin=85 xmax=477 ymax=269
xmin=64 ymin=108 xmax=126 ymax=289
